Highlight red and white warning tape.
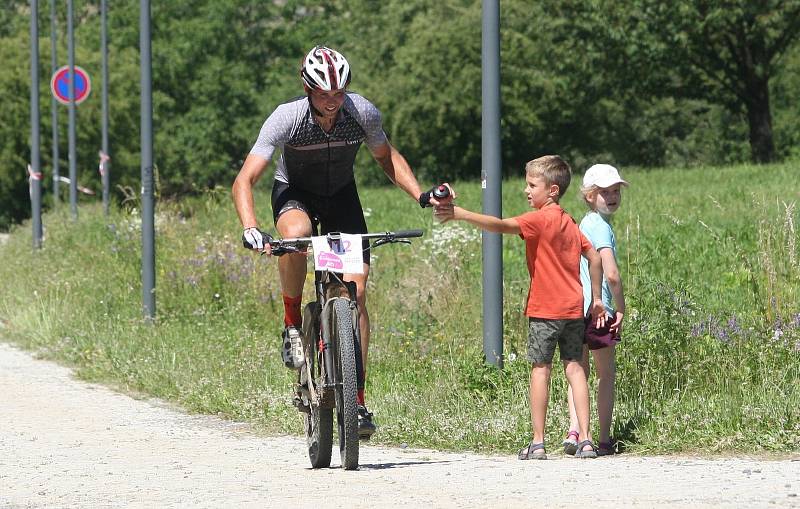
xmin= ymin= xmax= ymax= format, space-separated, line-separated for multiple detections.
xmin=98 ymin=150 xmax=110 ymax=176
xmin=27 ymin=164 xmax=43 ymax=181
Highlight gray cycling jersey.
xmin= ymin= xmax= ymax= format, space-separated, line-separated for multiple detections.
xmin=250 ymin=92 xmax=388 ymax=197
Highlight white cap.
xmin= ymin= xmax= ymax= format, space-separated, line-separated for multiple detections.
xmin=583 ymin=164 xmax=628 ymax=188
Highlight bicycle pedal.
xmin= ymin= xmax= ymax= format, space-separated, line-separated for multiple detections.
xmin=292 ymin=396 xmax=311 ymax=414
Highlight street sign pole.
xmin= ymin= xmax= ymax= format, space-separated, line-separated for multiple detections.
xmin=101 ymin=0 xmax=110 ymax=215
xmin=49 ymin=0 xmax=59 ymax=205
xmin=30 ymin=0 xmax=43 ymax=249
xmin=140 ymin=0 xmax=155 ymax=319
xmin=481 ymin=0 xmax=504 ymax=368
xmin=67 ymin=0 xmax=77 ymax=219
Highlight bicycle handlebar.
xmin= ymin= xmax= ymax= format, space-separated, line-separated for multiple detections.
xmin=267 ymin=229 xmax=424 ymax=256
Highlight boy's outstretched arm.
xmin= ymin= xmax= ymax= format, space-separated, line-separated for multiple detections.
xmin=583 ymin=246 xmax=607 ymax=328
xmin=437 ymin=205 xmax=521 ymax=234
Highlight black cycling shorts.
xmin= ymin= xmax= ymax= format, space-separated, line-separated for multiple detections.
xmin=271 ymin=179 xmax=371 ymax=265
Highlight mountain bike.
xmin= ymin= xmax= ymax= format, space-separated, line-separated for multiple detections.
xmin=268 ymin=228 xmax=424 ymax=470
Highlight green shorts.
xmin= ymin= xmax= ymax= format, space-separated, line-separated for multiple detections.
xmin=527 ymin=318 xmax=585 ymax=364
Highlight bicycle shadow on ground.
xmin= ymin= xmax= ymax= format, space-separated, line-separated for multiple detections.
xmin=354 ymin=459 xmax=454 ymax=471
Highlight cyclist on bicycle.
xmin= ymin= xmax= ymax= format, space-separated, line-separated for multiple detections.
xmin=233 ymin=45 xmax=448 ymax=438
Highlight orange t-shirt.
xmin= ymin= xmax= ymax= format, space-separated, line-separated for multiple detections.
xmin=515 ymin=205 xmax=592 ymax=319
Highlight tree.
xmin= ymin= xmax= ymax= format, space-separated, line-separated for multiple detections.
xmin=548 ymin=0 xmax=800 ymax=163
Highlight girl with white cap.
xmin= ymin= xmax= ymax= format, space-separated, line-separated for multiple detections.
xmin=563 ymin=164 xmax=628 ymax=457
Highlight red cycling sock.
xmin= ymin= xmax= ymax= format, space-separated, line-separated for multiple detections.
xmin=357 ymin=389 xmax=365 ymax=406
xmin=282 ymin=294 xmax=303 ymax=327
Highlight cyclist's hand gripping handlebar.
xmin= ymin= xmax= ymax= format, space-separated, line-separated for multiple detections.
xmin=242 ymin=227 xmax=273 ymax=252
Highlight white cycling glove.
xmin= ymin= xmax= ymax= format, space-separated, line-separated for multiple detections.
xmin=242 ymin=227 xmax=271 ymax=250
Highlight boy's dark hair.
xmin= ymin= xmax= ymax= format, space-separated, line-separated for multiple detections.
xmin=525 ymin=155 xmax=572 ymax=198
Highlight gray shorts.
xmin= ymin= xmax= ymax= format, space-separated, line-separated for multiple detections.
xmin=527 ymin=318 xmax=585 ymax=364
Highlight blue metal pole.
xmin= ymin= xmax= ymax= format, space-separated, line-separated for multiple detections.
xmin=30 ymin=0 xmax=43 ymax=249
xmin=49 ymin=0 xmax=59 ymax=205
xmin=481 ymin=0 xmax=503 ymax=367
xmin=101 ymin=0 xmax=110 ymax=215
xmin=67 ymin=0 xmax=77 ymax=219
xmin=140 ymin=0 xmax=155 ymax=319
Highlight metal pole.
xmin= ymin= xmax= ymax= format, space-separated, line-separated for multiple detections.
xmin=101 ymin=0 xmax=110 ymax=215
xmin=481 ymin=0 xmax=503 ymax=367
xmin=49 ymin=0 xmax=59 ymax=205
xmin=67 ymin=0 xmax=77 ymax=219
xmin=30 ymin=0 xmax=43 ymax=249
xmin=140 ymin=0 xmax=155 ymax=319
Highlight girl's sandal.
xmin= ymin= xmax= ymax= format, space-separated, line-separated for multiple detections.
xmin=518 ymin=441 xmax=547 ymax=460
xmin=574 ymin=439 xmax=598 ymax=459
xmin=562 ymin=430 xmax=579 ymax=455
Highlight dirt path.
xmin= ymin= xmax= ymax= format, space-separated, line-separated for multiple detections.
xmin=1 ymin=342 xmax=798 ymax=509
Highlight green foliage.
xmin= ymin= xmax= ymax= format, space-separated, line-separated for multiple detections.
xmin=2 ymin=0 xmax=799 ymax=231
xmin=540 ymin=0 xmax=800 ymax=163
xmin=0 ymin=31 xmax=31 ymax=229
xmin=1 ymin=163 xmax=798 ymax=455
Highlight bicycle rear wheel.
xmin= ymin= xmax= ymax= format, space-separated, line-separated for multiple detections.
xmin=302 ymin=302 xmax=333 ymax=469
xmin=331 ymin=298 xmax=359 ymax=470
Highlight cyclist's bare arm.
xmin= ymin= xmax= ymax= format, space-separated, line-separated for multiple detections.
xmin=442 ymin=206 xmax=521 ymax=235
xmin=232 ymin=154 xmax=269 ymax=229
xmin=370 ymin=142 xmax=427 ymax=203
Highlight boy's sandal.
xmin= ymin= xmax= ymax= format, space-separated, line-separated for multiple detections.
xmin=562 ymin=430 xmax=579 ymax=456
xmin=518 ymin=441 xmax=547 ymax=460
xmin=574 ymin=439 xmax=598 ymax=459
xmin=597 ymin=441 xmax=614 ymax=456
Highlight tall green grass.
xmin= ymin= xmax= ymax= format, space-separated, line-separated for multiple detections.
xmin=1 ymin=163 xmax=798 ymax=455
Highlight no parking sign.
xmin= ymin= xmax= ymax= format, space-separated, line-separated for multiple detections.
xmin=50 ymin=65 xmax=92 ymax=105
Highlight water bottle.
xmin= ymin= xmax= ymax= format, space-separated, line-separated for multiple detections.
xmin=432 ymin=185 xmax=450 ymax=200
xmin=432 ymin=184 xmax=451 ymax=223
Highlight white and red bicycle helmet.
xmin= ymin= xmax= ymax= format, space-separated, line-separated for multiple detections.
xmin=300 ymin=46 xmax=351 ymax=91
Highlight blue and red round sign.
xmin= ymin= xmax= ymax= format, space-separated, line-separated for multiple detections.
xmin=50 ymin=65 xmax=92 ymax=105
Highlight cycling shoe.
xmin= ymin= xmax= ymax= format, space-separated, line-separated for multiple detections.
xmin=281 ymin=326 xmax=305 ymax=369
xmin=357 ymin=405 xmax=376 ymax=440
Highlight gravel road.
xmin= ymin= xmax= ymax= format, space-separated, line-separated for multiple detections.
xmin=1 ymin=342 xmax=798 ymax=508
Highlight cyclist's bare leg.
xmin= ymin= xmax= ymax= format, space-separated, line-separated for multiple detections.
xmin=275 ymin=209 xmax=313 ymax=300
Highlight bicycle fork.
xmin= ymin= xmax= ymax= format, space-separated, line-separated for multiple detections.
xmin=320 ymin=301 xmax=338 ymax=389
xmin=319 ymin=296 xmax=364 ymax=392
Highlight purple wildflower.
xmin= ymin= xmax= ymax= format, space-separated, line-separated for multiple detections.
xmin=727 ymin=315 xmax=742 ymax=336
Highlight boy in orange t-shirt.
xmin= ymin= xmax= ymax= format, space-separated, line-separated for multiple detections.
xmin=436 ymin=155 xmax=605 ymax=459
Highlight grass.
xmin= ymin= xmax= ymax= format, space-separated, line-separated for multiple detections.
xmin=0 ymin=162 xmax=798 ymax=456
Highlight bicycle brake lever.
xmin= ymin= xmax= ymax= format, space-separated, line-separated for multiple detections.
xmin=371 ymin=238 xmax=411 ymax=249
xmin=269 ymin=245 xmax=294 ymax=257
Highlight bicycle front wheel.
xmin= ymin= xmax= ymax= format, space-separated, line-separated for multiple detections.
xmin=331 ymin=298 xmax=359 ymax=470
xmin=302 ymin=302 xmax=333 ymax=469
